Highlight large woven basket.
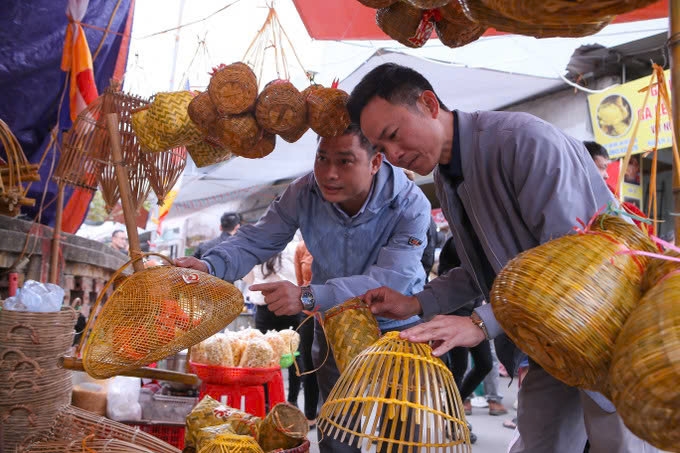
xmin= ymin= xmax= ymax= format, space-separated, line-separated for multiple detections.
xmin=208 ymin=62 xmax=258 ymax=115
xmin=376 ymin=2 xmax=436 ymax=48
xmin=641 ymin=250 xmax=680 ymax=292
xmin=81 ymin=255 xmax=244 ymax=379
xmin=324 ymin=298 xmax=381 ymax=374
xmin=490 ymin=215 xmax=656 ymax=392
xmin=257 ymin=403 xmax=308 ymax=452
xmin=215 ymin=114 xmax=262 ymax=156
xmin=255 ymin=80 xmax=307 ymax=136
xmin=306 ymin=88 xmax=350 ymax=138
xmin=187 ymin=138 xmax=233 ymax=168
xmin=480 ymin=0 xmax=657 ymax=26
xmin=318 ymin=331 xmax=471 ymax=451
xmin=435 ymin=2 xmax=486 ymax=48
xmin=188 ymin=91 xmax=219 ymax=135
xmin=608 ymin=267 xmax=680 ymax=452
xmin=459 ymin=0 xmax=611 ymax=38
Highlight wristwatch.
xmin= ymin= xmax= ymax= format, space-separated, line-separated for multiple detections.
xmin=470 ymin=311 xmax=490 ymax=340
xmin=300 ymin=286 xmax=315 ymax=311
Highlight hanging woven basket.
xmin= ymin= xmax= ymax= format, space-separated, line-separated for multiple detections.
xmin=435 ymin=2 xmax=486 ymax=48
xmin=479 ymin=0 xmax=658 ymax=26
xmin=231 ymin=132 xmax=276 ymax=160
xmin=255 ymin=80 xmax=307 ymax=136
xmin=459 ymin=0 xmax=611 ymax=38
xmin=215 ymin=114 xmax=263 ymax=156
xmin=490 ymin=215 xmax=657 ymax=393
xmin=188 ymin=91 xmax=219 ymax=135
xmin=323 ymin=298 xmax=381 ymax=374
xmin=140 ymin=146 xmax=187 ymax=205
xmin=608 ymin=267 xmax=680 ymax=452
xmin=376 ymin=2 xmax=439 ymax=48
xmin=318 ymin=331 xmax=471 ymax=451
xmin=257 ymin=403 xmax=309 ymax=452
xmin=208 ymin=62 xmax=258 ymax=115
xmin=186 ymin=138 xmax=233 ymax=168
xmin=306 ymin=88 xmax=350 ymax=138
xmin=0 ymin=119 xmax=38 ymax=217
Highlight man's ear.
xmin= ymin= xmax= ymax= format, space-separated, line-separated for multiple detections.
xmin=420 ymin=90 xmax=440 ymax=118
xmin=370 ymin=151 xmax=384 ymax=175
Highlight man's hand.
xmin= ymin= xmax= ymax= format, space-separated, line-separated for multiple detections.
xmin=399 ymin=315 xmax=487 ymax=356
xmin=362 ymin=286 xmax=421 ymax=320
xmin=174 ymin=256 xmax=209 ymax=273
xmin=249 ymin=281 xmax=303 ymax=316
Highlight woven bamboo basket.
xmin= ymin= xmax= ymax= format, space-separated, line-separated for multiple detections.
xmin=46 ymin=405 xmax=180 ymax=453
xmin=490 ymin=215 xmax=657 ymax=392
xmin=480 ymin=0 xmax=657 ymax=26
xmin=140 ymin=146 xmax=187 ymax=205
xmin=275 ymin=85 xmax=316 ymax=143
xmin=641 ymin=251 xmax=680 ymax=293
xmin=208 ymin=62 xmax=258 ymax=115
xmin=215 ymin=114 xmax=262 ymax=156
xmin=232 ymin=132 xmax=276 ymax=160
xmin=255 ymin=80 xmax=307 ymax=136
xmin=357 ymin=0 xmax=396 ymax=8
xmin=197 ymin=433 xmax=264 ymax=453
xmin=608 ymin=270 xmax=680 ymax=451
xmin=56 ymin=130 xmax=101 ymax=192
xmin=318 ymin=331 xmax=470 ymax=451
xmin=22 ymin=436 xmax=157 ymax=453
xmin=80 ymin=255 xmax=244 ymax=379
xmin=306 ymin=88 xmax=350 ymax=138
xmin=0 ymin=118 xmax=39 ymax=216
xmin=459 ymin=0 xmax=611 ymax=38
xmin=257 ymin=403 xmax=308 ymax=452
xmin=324 ymin=298 xmax=381 ymax=374
xmin=404 ymin=0 xmax=450 ymax=8
xmin=435 ymin=2 xmax=486 ymax=48
xmin=188 ymin=91 xmax=219 ymax=134
xmin=376 ymin=2 xmax=437 ymax=48
xmin=186 ymin=139 xmax=233 ymax=168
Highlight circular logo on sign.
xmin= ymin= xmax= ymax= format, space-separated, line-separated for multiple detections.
xmin=596 ymin=94 xmax=632 ymax=137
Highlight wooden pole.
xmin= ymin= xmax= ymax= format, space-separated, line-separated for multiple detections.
xmin=106 ymin=113 xmax=144 ymax=273
xmin=670 ymin=2 xmax=680 ymax=245
xmin=48 ymin=183 xmax=65 ymax=284
xmin=59 ymin=357 xmax=200 ymax=385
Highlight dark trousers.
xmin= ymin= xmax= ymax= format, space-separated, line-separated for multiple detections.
xmin=447 ymin=339 xmax=493 ymax=400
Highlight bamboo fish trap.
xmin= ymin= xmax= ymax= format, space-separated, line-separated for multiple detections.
xmin=608 ymin=260 xmax=680 ymax=451
xmin=140 ymin=146 xmax=187 ymax=206
xmin=490 ymin=214 xmax=656 ymax=393
xmin=21 ymin=436 xmax=156 ymax=453
xmin=318 ymin=331 xmax=471 ymax=452
xmin=0 ymin=118 xmax=39 ymax=216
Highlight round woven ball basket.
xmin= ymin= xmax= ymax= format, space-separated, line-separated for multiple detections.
xmin=208 ymin=62 xmax=258 ymax=115
xmin=435 ymin=13 xmax=486 ymax=48
xmin=232 ymin=132 xmax=276 ymax=160
xmin=357 ymin=0 xmax=396 ymax=8
xmin=404 ymin=0 xmax=451 ymax=8
xmin=459 ymin=0 xmax=611 ymax=38
xmin=215 ymin=114 xmax=263 ymax=156
xmin=186 ymin=138 xmax=233 ymax=168
xmin=376 ymin=2 xmax=433 ymax=48
xmin=608 ymin=270 xmax=680 ymax=452
xmin=480 ymin=0 xmax=658 ymax=26
xmin=188 ymin=91 xmax=219 ymax=134
xmin=306 ymin=88 xmax=350 ymax=138
xmin=490 ymin=215 xmax=656 ymax=392
xmin=255 ymin=81 xmax=307 ymax=136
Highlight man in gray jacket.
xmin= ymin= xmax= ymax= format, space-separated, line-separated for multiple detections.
xmin=347 ymin=63 xmax=657 ymax=453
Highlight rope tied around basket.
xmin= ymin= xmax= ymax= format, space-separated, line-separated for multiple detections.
xmin=408 ymin=8 xmax=442 ymax=47
xmin=271 ymin=409 xmax=307 ymax=439
xmin=292 ymin=306 xmax=329 ymax=377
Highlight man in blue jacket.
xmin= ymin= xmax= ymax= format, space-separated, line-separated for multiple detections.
xmin=175 ymin=123 xmax=430 ymax=452
xmin=347 ymin=63 xmax=658 ymax=453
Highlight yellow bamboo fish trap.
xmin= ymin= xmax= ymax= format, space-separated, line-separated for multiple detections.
xmin=197 ymin=433 xmax=264 ymax=453
xmin=140 ymin=146 xmax=187 ymax=206
xmin=324 ymin=298 xmax=381 ymax=374
xmin=306 ymin=87 xmax=351 ymax=138
xmin=255 ymin=80 xmax=307 ymax=137
xmin=208 ymin=62 xmax=258 ymax=115
xmin=79 ymin=254 xmax=244 ymax=379
xmin=0 ymin=118 xmax=38 ymax=216
xmin=318 ymin=331 xmax=471 ymax=452
xmin=608 ymin=267 xmax=680 ymax=452
xmin=490 ymin=214 xmax=657 ymax=393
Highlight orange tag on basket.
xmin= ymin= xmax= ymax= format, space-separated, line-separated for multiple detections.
xmin=182 ymin=273 xmax=200 ymax=284
xmin=408 ymin=9 xmax=441 ymax=47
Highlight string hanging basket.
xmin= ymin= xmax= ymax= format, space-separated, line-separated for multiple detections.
xmin=306 ymin=87 xmax=350 ymax=138
xmin=490 ymin=214 xmax=657 ymax=393
xmin=376 ymin=2 xmax=439 ymax=48
xmin=435 ymin=2 xmax=486 ymax=48
xmin=357 ymin=0 xmax=397 ymax=8
xmin=257 ymin=403 xmax=309 ymax=452
xmin=608 ymin=268 xmax=680 ymax=452
xmin=480 ymin=0 xmax=657 ymax=26
xmin=458 ymin=0 xmax=611 ymax=38
xmin=404 ymin=0 xmax=450 ymax=8
xmin=255 ymin=80 xmax=307 ymax=136
xmin=215 ymin=114 xmax=262 ymax=156
xmin=323 ymin=298 xmax=381 ymax=374
xmin=186 ymin=138 xmax=233 ymax=168
xmin=140 ymin=146 xmax=187 ymax=205
xmin=232 ymin=132 xmax=276 ymax=160
xmin=80 ymin=254 xmax=244 ymax=379
xmin=188 ymin=91 xmax=219 ymax=135
xmin=318 ymin=331 xmax=471 ymax=451
xmin=208 ymin=62 xmax=258 ymax=115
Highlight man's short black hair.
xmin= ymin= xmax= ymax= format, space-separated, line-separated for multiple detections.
xmin=347 ymin=63 xmax=449 ymax=124
xmin=112 ymin=229 xmax=125 ymax=238
xmin=317 ymin=123 xmax=376 ymax=156
xmin=584 ymin=141 xmax=609 ymax=160
xmin=220 ymin=212 xmax=241 ymax=231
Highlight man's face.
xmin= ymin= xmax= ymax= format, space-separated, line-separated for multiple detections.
xmin=359 ymin=94 xmax=443 ymax=176
xmin=593 ymin=155 xmax=610 ymax=181
xmin=111 ymin=232 xmax=127 ymax=250
xmin=313 ymin=134 xmax=382 ymax=214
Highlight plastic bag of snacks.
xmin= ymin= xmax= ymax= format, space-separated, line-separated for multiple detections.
xmin=238 ymin=338 xmax=274 ymax=368
xmin=278 ymin=328 xmax=300 ymax=355
xmin=185 ymin=396 xmax=262 ymax=450
xmin=192 ymin=334 xmax=235 ymax=366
